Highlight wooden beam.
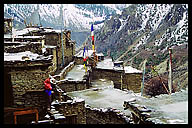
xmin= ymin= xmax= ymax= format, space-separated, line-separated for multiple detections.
xmin=4 ymin=107 xmax=33 ymax=113
xmin=13 ymin=108 xmax=38 ymax=124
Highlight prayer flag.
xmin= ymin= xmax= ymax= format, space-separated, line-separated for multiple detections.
xmin=83 ymin=46 xmax=88 ymax=71
xmin=92 ymin=40 xmax=94 ymax=45
xmin=91 ymin=24 xmax=94 ymax=32
xmin=91 ymin=24 xmax=94 ymax=50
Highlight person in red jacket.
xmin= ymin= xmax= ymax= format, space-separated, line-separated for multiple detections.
xmin=44 ymin=77 xmax=52 ymax=111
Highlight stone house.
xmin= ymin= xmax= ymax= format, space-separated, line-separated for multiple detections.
xmin=15 ymin=27 xmax=75 ymax=68
xmin=122 ymin=66 xmax=143 ymax=93
xmin=4 ymin=51 xmax=54 ymax=124
xmin=75 ymin=50 xmax=104 ymax=65
xmin=4 ymin=18 xmax=79 ymax=124
xmin=92 ymin=59 xmax=143 ymax=93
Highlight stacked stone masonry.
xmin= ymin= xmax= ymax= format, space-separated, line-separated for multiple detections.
xmin=92 ymin=68 xmax=142 ymax=93
xmin=123 ymin=73 xmax=142 ymax=93
xmin=52 ymin=99 xmax=86 ymax=124
xmin=54 ymin=61 xmax=75 ymax=80
xmin=9 ymin=67 xmax=51 ymax=108
xmin=58 ymin=80 xmax=87 ymax=92
xmin=24 ymin=90 xmax=48 ymax=116
xmin=86 ymin=105 xmax=130 ymax=124
xmin=4 ymin=42 xmax=42 ymax=54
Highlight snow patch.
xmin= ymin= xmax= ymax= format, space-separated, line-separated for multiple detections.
xmin=124 ymin=66 xmax=142 ymax=74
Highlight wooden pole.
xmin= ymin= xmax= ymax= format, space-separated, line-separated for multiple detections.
xmin=168 ymin=48 xmax=172 ymax=94
xmin=35 ymin=110 xmax=39 ymax=124
xmin=14 ymin=114 xmax=17 ymax=124
xmin=121 ymin=73 xmax=123 ymax=90
xmin=141 ymin=60 xmax=147 ymax=96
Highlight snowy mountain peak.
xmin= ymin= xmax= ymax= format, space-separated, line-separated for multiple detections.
xmin=4 ymin=4 xmax=129 ymax=31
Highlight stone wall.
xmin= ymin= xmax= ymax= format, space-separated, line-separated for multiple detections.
xmin=57 ymin=47 xmax=63 ymax=67
xmin=57 ymin=80 xmax=88 ymax=92
xmin=86 ymin=105 xmax=130 ymax=124
xmin=4 ymin=37 xmax=44 ymax=42
xmin=92 ymin=68 xmax=142 ymax=93
xmin=9 ymin=66 xmax=51 ymax=108
xmin=54 ymin=61 xmax=75 ymax=80
xmin=92 ymin=68 xmax=122 ymax=88
xmin=4 ymin=42 xmax=42 ymax=54
xmin=123 ymin=99 xmax=154 ymax=124
xmin=53 ymin=62 xmax=91 ymax=93
xmin=52 ymin=48 xmax=57 ymax=72
xmin=52 ymin=98 xmax=86 ymax=124
xmin=123 ymin=73 xmax=142 ymax=93
xmin=23 ymin=90 xmax=48 ymax=116
xmin=44 ymin=33 xmax=59 ymax=46
xmin=63 ymin=40 xmax=75 ymax=66
xmin=57 ymin=33 xmax=75 ymax=67
xmin=47 ymin=48 xmax=57 ymax=73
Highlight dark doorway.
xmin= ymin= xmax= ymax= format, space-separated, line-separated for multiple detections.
xmin=66 ymin=115 xmax=77 ymax=124
xmin=4 ymin=68 xmax=13 ymax=107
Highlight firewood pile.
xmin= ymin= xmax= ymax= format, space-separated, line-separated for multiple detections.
xmin=143 ymin=76 xmax=176 ymax=96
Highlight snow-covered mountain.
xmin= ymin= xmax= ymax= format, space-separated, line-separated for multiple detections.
xmin=92 ymin=4 xmax=188 ymax=88
xmin=95 ymin=4 xmax=188 ymax=58
xmin=4 ymin=4 xmax=130 ymax=31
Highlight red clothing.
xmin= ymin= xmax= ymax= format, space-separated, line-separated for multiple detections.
xmin=44 ymin=78 xmax=52 ymax=90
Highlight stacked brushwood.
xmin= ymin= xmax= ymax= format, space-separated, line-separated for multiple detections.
xmin=143 ymin=76 xmax=176 ymax=97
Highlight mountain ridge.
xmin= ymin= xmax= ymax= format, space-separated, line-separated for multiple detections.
xmin=93 ymin=4 xmax=188 ymax=89
xmin=4 ymin=4 xmax=129 ymax=31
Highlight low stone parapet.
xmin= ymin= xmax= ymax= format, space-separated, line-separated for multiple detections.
xmin=57 ymin=80 xmax=87 ymax=92
xmin=52 ymin=97 xmax=86 ymax=124
xmin=85 ymin=105 xmax=131 ymax=124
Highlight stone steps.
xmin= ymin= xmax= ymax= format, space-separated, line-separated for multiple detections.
xmin=31 ymin=100 xmax=66 ymax=124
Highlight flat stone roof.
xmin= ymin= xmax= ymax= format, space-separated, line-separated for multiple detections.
xmin=9 ymin=27 xmax=61 ymax=37
xmin=64 ymin=65 xmax=86 ymax=81
xmin=68 ymin=78 xmax=188 ymax=124
xmin=96 ymin=53 xmax=104 ymax=56
xmin=4 ymin=18 xmax=13 ymax=21
xmin=45 ymin=45 xmax=57 ymax=49
xmin=124 ymin=89 xmax=188 ymax=124
xmin=4 ymin=34 xmax=44 ymax=39
xmin=67 ymin=79 xmax=135 ymax=116
xmin=124 ymin=66 xmax=142 ymax=74
xmin=114 ymin=61 xmax=123 ymax=63
xmin=96 ymin=58 xmax=114 ymax=70
xmin=96 ymin=58 xmax=142 ymax=73
xmin=14 ymin=28 xmax=40 ymax=36
xmin=4 ymin=51 xmax=39 ymax=61
xmin=4 ymin=51 xmax=52 ymax=62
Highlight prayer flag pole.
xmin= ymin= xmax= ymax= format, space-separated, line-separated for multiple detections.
xmin=91 ymin=24 xmax=96 ymax=67
xmin=168 ymin=48 xmax=172 ymax=94
xmin=141 ymin=60 xmax=147 ymax=96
